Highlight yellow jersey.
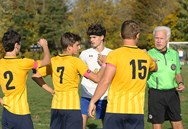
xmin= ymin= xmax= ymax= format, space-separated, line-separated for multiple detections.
xmin=0 ymin=56 xmax=41 ymax=115
xmin=39 ymin=54 xmax=88 ymax=109
xmin=106 ymin=46 xmax=156 ymax=114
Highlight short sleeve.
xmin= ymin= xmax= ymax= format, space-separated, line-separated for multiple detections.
xmin=38 ymin=65 xmax=52 ymax=77
xmin=148 ymin=56 xmax=157 ymax=72
xmin=21 ymin=58 xmax=36 ymax=70
xmin=106 ymin=51 xmax=116 ymax=67
xmin=75 ymin=58 xmax=88 ymax=76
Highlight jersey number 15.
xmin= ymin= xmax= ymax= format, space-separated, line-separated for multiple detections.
xmin=130 ymin=59 xmax=147 ymax=79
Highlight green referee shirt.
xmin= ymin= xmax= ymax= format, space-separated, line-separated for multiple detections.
xmin=147 ymin=48 xmax=181 ymax=90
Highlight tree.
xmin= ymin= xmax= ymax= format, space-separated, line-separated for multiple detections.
xmin=131 ymin=0 xmax=179 ymax=49
xmin=0 ymin=0 xmax=17 ymax=57
xmin=1 ymin=0 xmax=186 ymax=54
xmin=36 ymin=0 xmax=69 ymax=54
xmin=68 ymin=0 xmax=121 ymax=49
xmin=0 ymin=0 xmax=69 ymax=55
xmin=174 ymin=0 xmax=188 ymax=41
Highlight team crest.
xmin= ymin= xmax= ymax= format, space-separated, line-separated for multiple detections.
xmin=171 ymin=64 xmax=176 ymax=70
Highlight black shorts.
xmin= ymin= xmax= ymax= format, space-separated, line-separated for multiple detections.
xmin=2 ymin=108 xmax=34 ymax=129
xmin=147 ymin=88 xmax=182 ymax=124
xmin=103 ymin=113 xmax=144 ymax=129
xmin=50 ymin=109 xmax=82 ymax=129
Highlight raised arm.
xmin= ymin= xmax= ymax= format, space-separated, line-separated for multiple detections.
xmin=38 ymin=39 xmax=51 ymax=67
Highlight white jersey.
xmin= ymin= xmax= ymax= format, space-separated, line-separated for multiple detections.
xmin=79 ymin=47 xmax=112 ymax=100
xmin=178 ymin=50 xmax=183 ymax=57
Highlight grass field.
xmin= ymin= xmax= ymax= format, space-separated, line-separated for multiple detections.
xmin=0 ymin=65 xmax=188 ymax=129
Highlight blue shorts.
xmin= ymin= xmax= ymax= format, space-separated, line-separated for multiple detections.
xmin=80 ymin=97 xmax=107 ymax=119
xmin=2 ymin=108 xmax=34 ymax=129
xmin=103 ymin=113 xmax=144 ymax=129
xmin=50 ymin=109 xmax=82 ymax=129
xmin=179 ymin=56 xmax=183 ymax=60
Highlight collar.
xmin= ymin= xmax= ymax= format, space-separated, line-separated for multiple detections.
xmin=122 ymin=45 xmax=138 ymax=49
xmin=92 ymin=47 xmax=107 ymax=53
xmin=3 ymin=56 xmax=18 ymax=59
xmin=58 ymin=54 xmax=71 ymax=57
xmin=153 ymin=48 xmax=170 ymax=54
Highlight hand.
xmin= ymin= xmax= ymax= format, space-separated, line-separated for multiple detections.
xmin=50 ymin=89 xmax=55 ymax=96
xmin=88 ymin=100 xmax=96 ymax=120
xmin=153 ymin=58 xmax=158 ymax=62
xmin=0 ymin=98 xmax=3 ymax=106
xmin=98 ymin=54 xmax=107 ymax=66
xmin=142 ymin=49 xmax=147 ymax=52
xmin=176 ymin=83 xmax=185 ymax=92
xmin=38 ymin=38 xmax=48 ymax=47
xmin=42 ymin=84 xmax=55 ymax=95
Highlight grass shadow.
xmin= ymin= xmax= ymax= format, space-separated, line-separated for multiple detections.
xmin=87 ymin=123 xmax=99 ymax=129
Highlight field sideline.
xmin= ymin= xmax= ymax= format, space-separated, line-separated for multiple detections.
xmin=0 ymin=65 xmax=187 ymax=129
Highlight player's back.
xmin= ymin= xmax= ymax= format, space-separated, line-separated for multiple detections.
xmin=108 ymin=46 xmax=154 ymax=91
xmin=106 ymin=46 xmax=156 ymax=114
xmin=49 ymin=54 xmax=88 ymax=109
xmin=50 ymin=55 xmax=88 ymax=92
xmin=0 ymin=57 xmax=35 ymax=114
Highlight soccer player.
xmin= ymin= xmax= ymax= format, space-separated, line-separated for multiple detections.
xmin=32 ymin=32 xmax=106 ymax=129
xmin=88 ymin=20 xmax=158 ymax=129
xmin=147 ymin=26 xmax=185 ymax=129
xmin=79 ymin=24 xmax=111 ymax=129
xmin=0 ymin=29 xmax=51 ymax=129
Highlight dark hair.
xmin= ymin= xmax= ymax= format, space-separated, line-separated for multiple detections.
xmin=87 ymin=24 xmax=106 ymax=37
xmin=2 ymin=29 xmax=21 ymax=52
xmin=121 ymin=20 xmax=140 ymax=39
xmin=60 ymin=32 xmax=81 ymax=50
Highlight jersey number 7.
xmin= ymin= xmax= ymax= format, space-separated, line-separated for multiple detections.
xmin=57 ymin=66 xmax=65 ymax=84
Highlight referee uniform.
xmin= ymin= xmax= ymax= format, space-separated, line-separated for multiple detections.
xmin=147 ymin=48 xmax=182 ymax=124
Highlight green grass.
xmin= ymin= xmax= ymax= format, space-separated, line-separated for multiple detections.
xmin=0 ymin=65 xmax=188 ymax=129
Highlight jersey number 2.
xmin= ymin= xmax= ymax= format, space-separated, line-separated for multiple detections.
xmin=130 ymin=59 xmax=147 ymax=79
xmin=4 ymin=71 xmax=15 ymax=90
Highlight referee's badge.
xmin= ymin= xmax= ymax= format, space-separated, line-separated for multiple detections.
xmin=171 ymin=64 xmax=176 ymax=71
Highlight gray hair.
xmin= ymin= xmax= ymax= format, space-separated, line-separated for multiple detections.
xmin=153 ymin=26 xmax=171 ymax=40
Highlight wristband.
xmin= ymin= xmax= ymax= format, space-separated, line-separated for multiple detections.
xmin=178 ymin=82 xmax=184 ymax=85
